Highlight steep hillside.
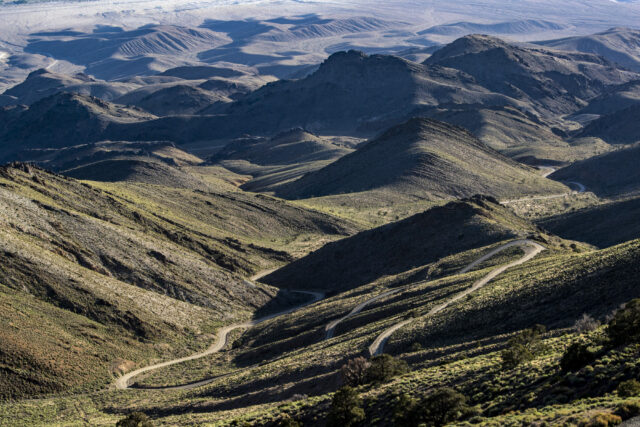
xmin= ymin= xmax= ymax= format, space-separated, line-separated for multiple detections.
xmin=539 ymin=196 xmax=640 ymax=248
xmin=578 ymin=104 xmax=640 ymax=144
xmin=0 ymin=92 xmax=154 ymax=159
xmin=263 ymin=195 xmax=538 ymax=292
xmin=578 ymin=79 xmax=640 ymax=115
xmin=20 ymin=140 xmax=203 ymax=172
xmin=211 ymin=128 xmax=355 ymax=192
xmin=275 ymin=118 xmax=568 ymax=200
xmin=63 ymin=158 xmax=208 ymax=189
xmin=2 ymin=68 xmax=137 ymax=105
xmin=115 ymin=84 xmax=229 ymax=116
xmin=424 ymin=105 xmax=601 ymax=162
xmin=0 ymin=162 xmax=358 ymax=398
xmin=425 ymin=34 xmax=637 ymax=116
xmin=537 ymin=27 xmax=640 ymax=72
xmin=550 ymin=143 xmax=640 ymax=197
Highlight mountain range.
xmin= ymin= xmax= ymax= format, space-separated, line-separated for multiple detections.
xmin=3 ymin=19 xmax=640 ymax=427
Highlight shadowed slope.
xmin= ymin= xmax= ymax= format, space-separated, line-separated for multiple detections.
xmin=550 ymin=143 xmax=640 ymax=197
xmin=539 ymin=196 xmax=640 ymax=248
xmin=578 ymin=104 xmax=640 ymax=144
xmin=263 ymin=195 xmax=539 ymax=292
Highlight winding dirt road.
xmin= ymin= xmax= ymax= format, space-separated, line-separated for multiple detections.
xmin=368 ymin=239 xmax=545 ymax=356
xmin=116 ymin=239 xmax=549 ymax=388
xmin=115 ymin=289 xmax=323 ymax=390
xmin=325 ymin=288 xmax=402 ymax=339
xmin=501 ymin=166 xmax=586 ymax=205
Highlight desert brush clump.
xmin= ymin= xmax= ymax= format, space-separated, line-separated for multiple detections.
xmin=364 ymin=354 xmax=409 ymax=385
xmin=116 ymin=412 xmax=155 ymax=427
xmin=327 ymin=386 xmax=365 ymax=427
xmin=340 ymin=356 xmax=371 ymax=387
xmin=393 ymin=387 xmax=475 ymax=427
xmin=574 ymin=313 xmax=601 ymax=334
xmin=501 ymin=324 xmax=547 ymax=369
xmin=578 ymin=412 xmax=623 ymax=427
xmin=607 ymin=298 xmax=640 ymax=346
xmin=617 ymin=379 xmax=640 ymax=398
xmin=561 ymin=341 xmax=599 ymax=372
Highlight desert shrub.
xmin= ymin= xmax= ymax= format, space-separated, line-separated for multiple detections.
xmin=276 ymin=414 xmax=302 ymax=427
xmin=410 ymin=342 xmax=424 ymax=352
xmin=574 ymin=314 xmax=600 ymax=333
xmin=615 ymin=402 xmax=640 ymax=420
xmin=364 ymin=354 xmax=409 ymax=384
xmin=340 ymin=357 xmax=371 ymax=387
xmin=579 ymin=412 xmax=622 ymax=427
xmin=393 ymin=393 xmax=421 ymax=427
xmin=501 ymin=325 xmax=547 ymax=369
xmin=560 ymin=342 xmax=598 ymax=372
xmin=116 ymin=412 xmax=154 ymax=427
xmin=327 ymin=386 xmax=365 ymax=427
xmin=618 ymin=379 xmax=640 ymax=397
xmin=607 ymin=299 xmax=640 ymax=346
xmin=394 ymin=388 xmax=473 ymax=427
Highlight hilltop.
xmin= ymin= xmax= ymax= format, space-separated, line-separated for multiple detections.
xmin=0 ymin=92 xmax=154 ymax=159
xmin=199 ymin=50 xmax=504 ymax=137
xmin=537 ymin=27 xmax=640 ymax=72
xmin=2 ymin=68 xmax=137 ymax=105
xmin=425 ymin=34 xmax=637 ymax=116
xmin=275 ymin=118 xmax=567 ymax=200
xmin=114 ymin=84 xmax=229 ymax=116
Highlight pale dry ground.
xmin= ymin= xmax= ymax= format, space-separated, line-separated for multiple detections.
xmin=368 ymin=239 xmax=545 ymax=356
xmin=2 ymin=0 xmax=640 ymax=91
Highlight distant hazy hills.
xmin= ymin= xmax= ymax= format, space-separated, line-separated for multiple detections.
xmin=25 ymin=25 xmax=231 ymax=80
xmin=424 ymin=34 xmax=636 ymax=116
xmin=2 ymin=68 xmax=136 ymax=105
xmin=2 ymin=32 xmax=640 ymax=164
xmin=537 ymin=27 xmax=640 ymax=72
xmin=418 ymin=19 xmax=567 ymax=38
xmin=275 ymin=118 xmax=567 ymax=200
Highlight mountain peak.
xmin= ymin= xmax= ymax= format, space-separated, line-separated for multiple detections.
xmin=275 ymin=117 xmax=567 ymax=200
xmin=426 ymin=34 xmax=511 ymax=63
xmin=315 ymin=49 xmax=420 ymax=77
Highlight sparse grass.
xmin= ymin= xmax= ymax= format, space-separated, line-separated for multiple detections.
xmin=0 ymin=164 xmax=357 ymax=400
